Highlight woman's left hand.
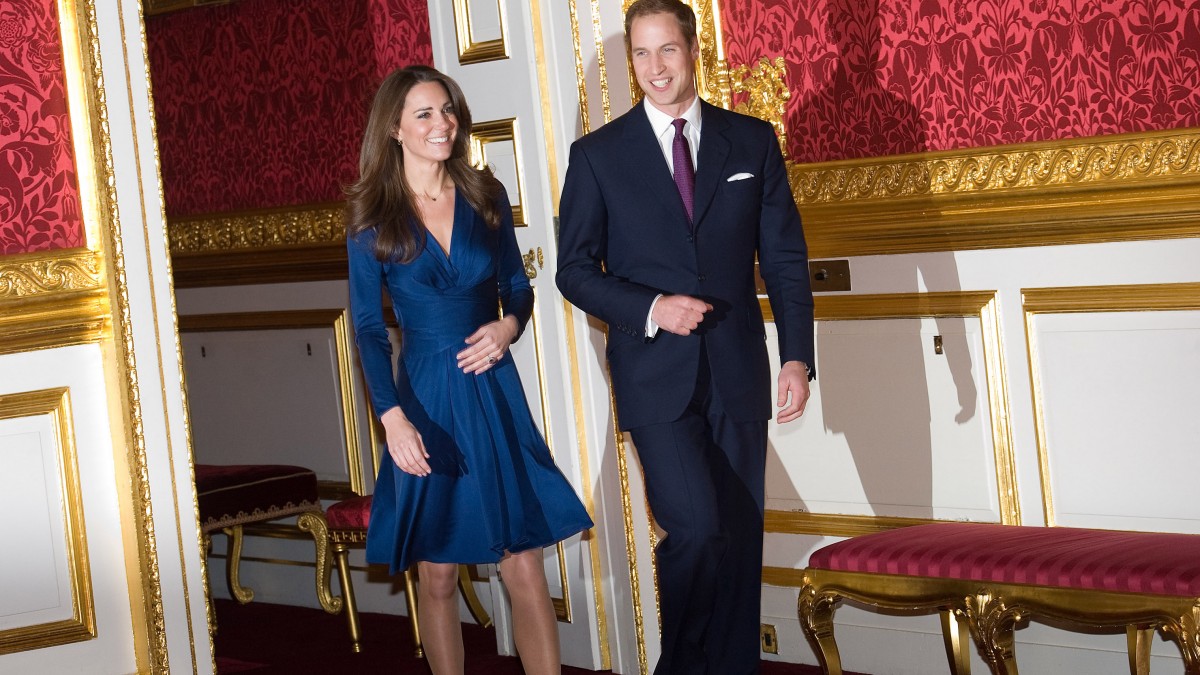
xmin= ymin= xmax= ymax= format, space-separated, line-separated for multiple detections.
xmin=457 ymin=315 xmax=519 ymax=374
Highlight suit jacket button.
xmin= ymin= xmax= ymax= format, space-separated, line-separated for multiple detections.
xmin=697 ymin=274 xmax=706 ymax=282
xmin=686 ymin=235 xmax=694 ymax=243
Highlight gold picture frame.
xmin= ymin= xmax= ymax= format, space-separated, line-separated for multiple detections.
xmin=452 ymin=0 xmax=509 ymax=65
xmin=0 ymin=388 xmax=96 ymax=655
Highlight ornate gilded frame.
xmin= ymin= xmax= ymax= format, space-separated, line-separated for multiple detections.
xmin=452 ymin=0 xmax=509 ymax=65
xmin=0 ymin=388 xmax=95 ymax=655
xmin=470 ymin=118 xmax=529 ymax=227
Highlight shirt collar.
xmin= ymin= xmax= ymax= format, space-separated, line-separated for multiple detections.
xmin=644 ymin=95 xmax=702 ymax=140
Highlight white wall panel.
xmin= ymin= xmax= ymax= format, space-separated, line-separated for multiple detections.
xmin=1033 ymin=309 xmax=1200 ymax=532
xmin=769 ymin=316 xmax=999 ymax=522
xmin=0 ymin=345 xmax=136 ymax=672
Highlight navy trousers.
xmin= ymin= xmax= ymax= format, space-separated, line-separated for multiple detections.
xmin=629 ymin=351 xmax=768 ymax=675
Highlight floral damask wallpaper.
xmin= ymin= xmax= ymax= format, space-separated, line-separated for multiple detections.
xmin=147 ymin=0 xmax=431 ymax=216
xmin=722 ymin=0 xmax=1200 ymax=163
xmin=0 ymin=0 xmax=84 ymax=255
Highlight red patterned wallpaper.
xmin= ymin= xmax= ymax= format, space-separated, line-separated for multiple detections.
xmin=0 ymin=0 xmax=85 ymax=255
xmin=722 ymin=0 xmax=1200 ymax=163
xmin=147 ymin=0 xmax=431 ymax=217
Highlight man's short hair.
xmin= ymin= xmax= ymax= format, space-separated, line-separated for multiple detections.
xmin=623 ymin=0 xmax=698 ymax=52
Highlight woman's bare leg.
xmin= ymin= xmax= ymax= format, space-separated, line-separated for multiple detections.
xmin=498 ymin=549 xmax=560 ymax=675
xmin=417 ymin=561 xmax=464 ymax=675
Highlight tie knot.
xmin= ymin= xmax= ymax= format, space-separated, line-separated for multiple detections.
xmin=672 ymin=118 xmax=686 ymax=134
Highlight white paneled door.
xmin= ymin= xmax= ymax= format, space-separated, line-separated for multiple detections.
xmin=425 ymin=0 xmax=606 ymax=668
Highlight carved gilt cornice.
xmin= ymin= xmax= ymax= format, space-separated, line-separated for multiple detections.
xmin=0 ymin=249 xmax=103 ymax=298
xmin=792 ymin=128 xmax=1200 ymax=204
xmin=168 ymin=202 xmax=345 ymax=253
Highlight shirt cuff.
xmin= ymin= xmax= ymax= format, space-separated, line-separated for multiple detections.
xmin=645 ymin=294 xmax=663 ymax=338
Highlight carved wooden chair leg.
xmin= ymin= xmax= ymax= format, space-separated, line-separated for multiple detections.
xmin=458 ymin=565 xmax=492 ymax=628
xmin=221 ymin=525 xmax=254 ymax=604
xmin=941 ymin=608 xmax=972 ymax=675
xmin=297 ymin=511 xmax=342 ymax=614
xmin=1126 ymin=624 xmax=1154 ymax=675
xmin=798 ymin=585 xmax=844 ymax=675
xmin=403 ymin=567 xmax=423 ymax=658
xmin=967 ymin=598 xmax=1020 ymax=675
xmin=331 ymin=542 xmax=362 ymax=652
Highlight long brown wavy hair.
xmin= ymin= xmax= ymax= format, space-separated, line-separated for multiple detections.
xmin=344 ymin=65 xmax=502 ymax=263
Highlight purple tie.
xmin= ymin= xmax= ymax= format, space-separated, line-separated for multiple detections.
xmin=671 ymin=118 xmax=695 ymax=225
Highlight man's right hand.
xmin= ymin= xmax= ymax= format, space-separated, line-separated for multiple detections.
xmin=652 ymin=295 xmax=713 ymax=336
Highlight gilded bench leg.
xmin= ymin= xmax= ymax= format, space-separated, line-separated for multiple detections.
xmin=1127 ymin=624 xmax=1154 ymax=675
xmin=222 ymin=525 xmax=254 ymax=604
xmin=966 ymin=592 xmax=1021 ymax=675
xmin=404 ymin=567 xmax=424 ymax=658
xmin=941 ymin=608 xmax=972 ymax=675
xmin=297 ymin=511 xmax=343 ymax=614
xmin=1161 ymin=606 xmax=1200 ymax=674
xmin=332 ymin=542 xmax=362 ymax=653
xmin=798 ymin=584 xmax=844 ymax=675
xmin=458 ymin=565 xmax=492 ymax=628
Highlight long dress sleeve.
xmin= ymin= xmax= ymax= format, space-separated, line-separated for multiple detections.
xmin=347 ymin=230 xmax=402 ymax=417
xmin=494 ymin=189 xmax=533 ymax=338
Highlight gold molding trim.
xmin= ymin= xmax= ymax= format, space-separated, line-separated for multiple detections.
xmin=168 ymin=202 xmax=345 ymax=253
xmin=178 ymin=309 xmax=369 ymax=497
xmin=452 ymin=0 xmax=509 ymax=64
xmin=0 ymin=249 xmax=104 ymax=298
xmin=63 ymin=0 xmax=169 ymax=666
xmin=524 ymin=292 xmax=573 ymax=622
xmin=762 ymin=292 xmax=1020 ymax=528
xmin=0 ymin=250 xmax=108 ymax=356
xmin=0 ymin=388 xmax=96 ymax=655
xmin=166 ymin=203 xmax=349 ymax=287
xmin=765 ymin=511 xmax=940 ymax=538
xmin=693 ymin=0 xmax=730 ymax=109
xmin=789 ymin=128 xmax=1200 ymax=258
xmin=730 ymin=56 xmax=789 ymax=159
xmin=761 ymin=566 xmax=805 ymax=588
xmin=470 ymin=118 xmax=529 ymax=228
xmin=1022 ymin=282 xmax=1200 ymax=527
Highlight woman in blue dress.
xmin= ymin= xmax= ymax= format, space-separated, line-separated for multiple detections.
xmin=345 ymin=65 xmax=592 ymax=675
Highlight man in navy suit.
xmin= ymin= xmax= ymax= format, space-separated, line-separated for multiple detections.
xmin=556 ymin=1 xmax=815 ymax=672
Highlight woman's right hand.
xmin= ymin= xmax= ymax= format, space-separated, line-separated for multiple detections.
xmin=381 ymin=407 xmax=431 ymax=476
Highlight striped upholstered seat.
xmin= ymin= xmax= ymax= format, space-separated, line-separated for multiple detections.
xmin=800 ymin=522 xmax=1200 ymax=674
xmin=809 ymin=522 xmax=1200 ymax=596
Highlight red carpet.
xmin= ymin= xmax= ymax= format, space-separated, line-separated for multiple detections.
xmin=211 ymin=598 xmax=866 ymax=674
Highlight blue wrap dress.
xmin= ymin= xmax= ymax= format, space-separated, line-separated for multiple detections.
xmin=348 ymin=189 xmax=592 ymax=574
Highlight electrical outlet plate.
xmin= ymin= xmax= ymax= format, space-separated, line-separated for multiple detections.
xmin=760 ymin=623 xmax=778 ymax=654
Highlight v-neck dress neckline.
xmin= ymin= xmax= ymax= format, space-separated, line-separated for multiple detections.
xmin=426 ymin=191 xmax=464 ymax=273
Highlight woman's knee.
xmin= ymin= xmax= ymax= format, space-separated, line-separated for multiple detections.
xmin=418 ymin=562 xmax=459 ymax=600
xmin=499 ymin=550 xmax=548 ymax=592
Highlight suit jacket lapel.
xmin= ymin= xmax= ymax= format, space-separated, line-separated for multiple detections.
xmin=693 ymin=101 xmax=731 ymax=230
xmin=623 ymin=104 xmax=692 ymax=227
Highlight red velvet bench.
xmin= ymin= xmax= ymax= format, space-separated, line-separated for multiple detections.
xmin=325 ymin=495 xmax=492 ymax=654
xmin=798 ymin=522 xmax=1200 ymax=675
xmin=195 ymin=464 xmax=340 ymax=616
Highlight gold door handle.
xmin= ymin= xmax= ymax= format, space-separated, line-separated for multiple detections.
xmin=523 ymin=247 xmax=544 ymax=280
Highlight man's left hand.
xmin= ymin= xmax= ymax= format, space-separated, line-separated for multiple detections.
xmin=776 ymin=361 xmax=811 ymax=424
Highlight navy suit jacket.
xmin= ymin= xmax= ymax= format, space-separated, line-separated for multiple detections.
xmin=557 ymin=99 xmax=815 ymax=430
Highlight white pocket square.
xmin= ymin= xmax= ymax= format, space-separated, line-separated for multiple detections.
xmin=726 ymin=172 xmax=754 ymax=182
